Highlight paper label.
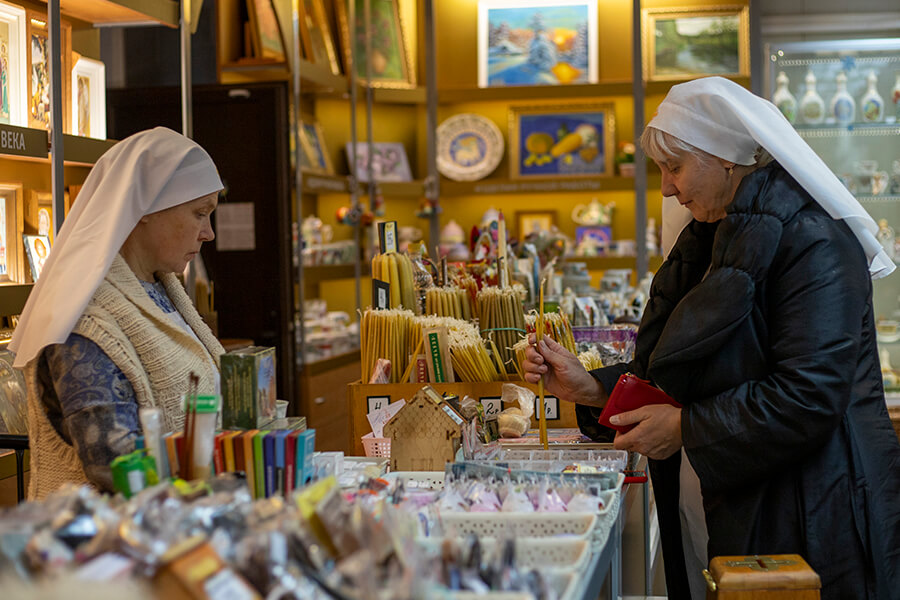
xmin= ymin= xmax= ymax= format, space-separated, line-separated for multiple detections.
xmin=372 ymin=279 xmax=390 ymax=309
xmin=378 ymin=221 xmax=398 ymax=253
xmin=480 ymin=397 xmax=501 ymax=421
xmin=366 ymin=399 xmax=405 ymax=438
xmin=534 ymin=395 xmax=560 ymax=420
xmin=442 ymin=404 xmax=465 ymax=426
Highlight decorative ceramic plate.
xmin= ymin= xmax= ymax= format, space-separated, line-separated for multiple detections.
xmin=436 ymin=114 xmax=504 ymax=182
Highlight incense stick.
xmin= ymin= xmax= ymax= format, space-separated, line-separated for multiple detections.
xmin=537 ymin=279 xmax=548 ymax=449
xmin=182 ymin=372 xmax=199 ymax=479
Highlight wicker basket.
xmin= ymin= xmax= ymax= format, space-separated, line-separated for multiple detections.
xmin=361 ymin=432 xmax=391 ymax=458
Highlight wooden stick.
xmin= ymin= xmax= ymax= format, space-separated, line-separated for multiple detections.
xmin=537 ymin=280 xmax=548 ymax=449
xmin=400 ymin=336 xmax=424 ymax=383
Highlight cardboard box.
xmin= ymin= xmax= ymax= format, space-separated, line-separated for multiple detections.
xmin=221 ymin=346 xmax=277 ymax=429
xmin=348 ymin=380 xmax=580 ymax=457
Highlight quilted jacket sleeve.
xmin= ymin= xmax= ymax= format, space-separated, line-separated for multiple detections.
xmin=681 ymin=212 xmax=872 ymax=494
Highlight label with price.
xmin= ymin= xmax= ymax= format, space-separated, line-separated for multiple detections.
xmin=480 ymin=397 xmax=502 ymax=421
xmin=367 ymin=396 xmax=391 ymax=414
xmin=534 ymin=395 xmax=560 ymax=420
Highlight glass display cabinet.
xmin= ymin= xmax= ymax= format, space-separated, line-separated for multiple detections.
xmin=766 ymin=38 xmax=900 ymax=373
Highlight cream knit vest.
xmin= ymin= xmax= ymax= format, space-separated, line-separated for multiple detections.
xmin=24 ymin=255 xmax=225 ymax=500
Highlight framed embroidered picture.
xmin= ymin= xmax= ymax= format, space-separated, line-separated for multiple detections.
xmin=0 ymin=1 xmax=27 ymax=126
xmin=642 ymin=5 xmax=750 ymax=81
xmin=26 ymin=10 xmax=71 ymax=132
xmin=300 ymin=0 xmax=341 ymax=75
xmin=23 ymin=233 xmax=49 ymax=281
xmin=477 ymin=0 xmax=598 ymax=88
xmin=508 ymin=102 xmax=615 ymax=179
xmin=71 ymin=56 xmax=105 ymax=139
xmin=345 ymin=141 xmax=413 ymax=182
xmin=335 ymin=0 xmax=415 ymax=89
xmin=0 ymin=182 xmax=24 ymax=283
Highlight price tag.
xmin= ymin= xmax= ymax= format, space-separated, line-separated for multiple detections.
xmin=535 ymin=395 xmax=560 ymax=420
xmin=367 ymin=396 xmax=391 ymax=414
xmin=480 ymin=397 xmax=501 ymax=421
xmin=372 ymin=279 xmax=390 ymax=309
xmin=378 ymin=221 xmax=398 ymax=253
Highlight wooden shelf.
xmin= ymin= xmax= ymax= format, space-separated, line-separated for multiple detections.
xmin=61 ymin=134 xmax=116 ymax=165
xmin=565 ymin=255 xmax=665 ymax=271
xmin=303 ymin=263 xmax=370 ymax=284
xmin=303 ymin=174 xmax=350 ymax=194
xmin=0 ymin=125 xmax=116 ymax=165
xmin=304 ymin=349 xmax=360 ymax=376
xmin=441 ymin=175 xmax=661 ymax=197
xmin=645 ymin=76 xmax=751 ymax=97
xmin=373 ymin=180 xmax=425 ymax=197
xmin=438 ymin=81 xmax=634 ymax=104
xmin=55 ymin=0 xmax=179 ymax=27
xmin=0 ymin=284 xmax=34 ymax=316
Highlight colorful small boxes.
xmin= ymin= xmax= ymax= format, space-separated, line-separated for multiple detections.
xmin=221 ymin=346 xmax=277 ymax=429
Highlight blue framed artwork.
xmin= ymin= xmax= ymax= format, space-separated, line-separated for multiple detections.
xmin=509 ymin=102 xmax=615 ymax=178
xmin=299 ymin=121 xmax=333 ymax=174
xmin=477 ymin=0 xmax=598 ymax=88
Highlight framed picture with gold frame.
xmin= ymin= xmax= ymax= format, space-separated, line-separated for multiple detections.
xmin=26 ymin=10 xmax=72 ymax=132
xmin=245 ymin=0 xmax=286 ymax=62
xmin=516 ymin=210 xmax=556 ymax=239
xmin=26 ymin=189 xmax=53 ymax=245
xmin=508 ymin=102 xmax=615 ymax=179
xmin=641 ymin=5 xmax=750 ymax=82
xmin=0 ymin=182 xmax=24 ymax=283
xmin=334 ymin=0 xmax=415 ymax=89
xmin=0 ymin=1 xmax=28 ymax=127
xmin=300 ymin=0 xmax=341 ymax=75
xmin=71 ymin=56 xmax=106 ymax=139
xmin=299 ymin=120 xmax=334 ymax=174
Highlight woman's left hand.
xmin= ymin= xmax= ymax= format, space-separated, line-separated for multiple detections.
xmin=611 ymin=405 xmax=683 ymax=460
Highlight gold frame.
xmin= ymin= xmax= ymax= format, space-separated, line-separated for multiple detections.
xmin=26 ymin=189 xmax=53 ymax=245
xmin=516 ymin=210 xmax=557 ymax=239
xmin=0 ymin=183 xmax=25 ymax=284
xmin=26 ymin=10 xmax=72 ymax=132
xmin=508 ymin=102 xmax=615 ymax=180
xmin=642 ymin=5 xmax=750 ymax=82
xmin=300 ymin=0 xmax=341 ymax=75
xmin=299 ymin=120 xmax=334 ymax=175
xmin=245 ymin=0 xmax=287 ymax=62
xmin=334 ymin=0 xmax=416 ymax=89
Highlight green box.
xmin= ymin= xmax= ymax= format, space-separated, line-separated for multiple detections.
xmin=221 ymin=346 xmax=277 ymax=429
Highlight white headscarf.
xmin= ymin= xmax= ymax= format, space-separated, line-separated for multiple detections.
xmin=648 ymin=76 xmax=894 ymax=280
xmin=10 ymin=127 xmax=223 ymax=368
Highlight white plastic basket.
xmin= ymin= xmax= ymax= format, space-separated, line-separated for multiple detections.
xmin=420 ymin=537 xmax=590 ymax=574
xmin=436 ymin=511 xmax=597 ymax=541
xmin=497 ymin=448 xmax=628 ymax=473
xmin=450 ymin=571 xmax=577 ymax=600
xmin=590 ymin=489 xmax=619 ymax=549
xmin=383 ymin=471 xmax=445 ymax=491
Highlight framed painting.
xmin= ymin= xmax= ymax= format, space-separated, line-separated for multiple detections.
xmin=0 ymin=1 xmax=26 ymax=126
xmin=26 ymin=10 xmax=71 ymax=132
xmin=345 ymin=142 xmax=412 ymax=182
xmin=477 ymin=0 xmax=598 ymax=88
xmin=245 ymin=0 xmax=286 ymax=62
xmin=642 ymin=6 xmax=750 ymax=81
xmin=299 ymin=120 xmax=334 ymax=174
xmin=516 ymin=210 xmax=556 ymax=238
xmin=26 ymin=189 xmax=52 ymax=245
xmin=334 ymin=0 xmax=415 ymax=89
xmin=300 ymin=0 xmax=341 ymax=75
xmin=23 ymin=233 xmax=49 ymax=281
xmin=509 ymin=102 xmax=615 ymax=179
xmin=0 ymin=182 xmax=24 ymax=283
xmin=71 ymin=56 xmax=105 ymax=139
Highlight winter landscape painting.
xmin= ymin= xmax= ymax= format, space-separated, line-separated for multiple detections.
xmin=478 ymin=0 xmax=597 ymax=88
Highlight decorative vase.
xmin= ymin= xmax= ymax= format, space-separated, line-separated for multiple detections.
xmin=860 ymin=70 xmax=884 ymax=123
xmin=772 ymin=71 xmax=797 ymax=123
xmin=829 ymin=71 xmax=856 ymax=125
xmin=877 ymin=218 xmax=896 ymax=260
xmin=892 ymin=72 xmax=900 ymax=120
xmin=799 ymin=70 xmax=825 ymax=125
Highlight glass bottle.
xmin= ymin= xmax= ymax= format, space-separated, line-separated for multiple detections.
xmin=799 ymin=70 xmax=825 ymax=125
xmin=877 ymin=218 xmax=896 ymax=260
xmin=772 ymin=71 xmax=797 ymax=123
xmin=860 ymin=70 xmax=884 ymax=123
xmin=829 ymin=71 xmax=856 ymax=125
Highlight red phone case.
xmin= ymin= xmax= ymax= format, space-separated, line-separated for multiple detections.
xmin=597 ymin=373 xmax=682 ymax=433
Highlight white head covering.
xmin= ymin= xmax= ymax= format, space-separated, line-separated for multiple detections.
xmin=648 ymin=76 xmax=894 ymax=280
xmin=10 ymin=127 xmax=223 ymax=367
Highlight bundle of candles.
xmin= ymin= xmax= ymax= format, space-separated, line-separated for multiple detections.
xmin=371 ymin=251 xmax=417 ymax=312
xmin=424 ymin=287 xmax=472 ymax=320
xmin=412 ymin=315 xmax=506 ymax=382
xmin=477 ymin=285 xmax=527 ymax=374
xmin=578 ymin=347 xmax=604 ymax=371
xmin=360 ymin=307 xmax=417 ymax=383
xmin=511 ymin=310 xmax=576 ymax=379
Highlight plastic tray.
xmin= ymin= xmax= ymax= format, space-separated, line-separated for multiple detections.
xmin=436 ymin=511 xmax=597 ymax=540
xmin=446 ymin=463 xmax=622 ymax=491
xmin=383 ymin=471 xmax=445 ymax=491
xmin=421 ymin=537 xmax=590 ymax=573
xmin=497 ymin=449 xmax=628 ymax=472
xmin=450 ymin=571 xmax=577 ymax=600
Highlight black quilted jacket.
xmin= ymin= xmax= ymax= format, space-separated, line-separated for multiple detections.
xmin=580 ymin=163 xmax=900 ymax=600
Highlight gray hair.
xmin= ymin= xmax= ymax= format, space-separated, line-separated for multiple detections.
xmin=640 ymin=126 xmax=773 ymax=169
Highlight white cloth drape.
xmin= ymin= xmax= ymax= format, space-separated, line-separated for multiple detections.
xmin=648 ymin=76 xmax=894 ymax=280
xmin=10 ymin=127 xmax=223 ymax=368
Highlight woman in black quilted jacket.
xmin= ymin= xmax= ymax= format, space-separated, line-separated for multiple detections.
xmin=524 ymin=77 xmax=900 ymax=600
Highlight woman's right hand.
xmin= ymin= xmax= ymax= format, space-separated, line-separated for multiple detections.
xmin=522 ymin=334 xmax=603 ymax=406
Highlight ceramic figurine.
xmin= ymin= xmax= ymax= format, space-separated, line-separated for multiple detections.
xmin=772 ymin=71 xmax=797 ymax=123
xmin=877 ymin=218 xmax=896 ymax=260
xmin=892 ymin=71 xmax=900 ymax=120
xmin=799 ymin=70 xmax=825 ymax=125
xmin=829 ymin=71 xmax=856 ymax=125
xmin=860 ymin=70 xmax=884 ymax=123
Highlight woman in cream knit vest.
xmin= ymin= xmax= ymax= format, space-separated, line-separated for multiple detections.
xmin=9 ymin=128 xmax=225 ymax=499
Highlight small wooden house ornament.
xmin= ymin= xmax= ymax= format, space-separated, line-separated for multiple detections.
xmin=383 ymin=386 xmax=465 ymax=471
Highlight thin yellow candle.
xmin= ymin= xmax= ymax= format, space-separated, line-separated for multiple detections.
xmin=537 ymin=278 xmax=548 ymax=449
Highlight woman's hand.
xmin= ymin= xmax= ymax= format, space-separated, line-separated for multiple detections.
xmin=522 ymin=334 xmax=604 ymax=406
xmin=612 ymin=404 xmax=682 ymax=460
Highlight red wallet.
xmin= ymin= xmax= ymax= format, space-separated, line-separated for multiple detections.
xmin=597 ymin=373 xmax=682 ymax=434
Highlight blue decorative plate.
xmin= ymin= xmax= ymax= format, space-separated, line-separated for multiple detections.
xmin=437 ymin=114 xmax=504 ymax=182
